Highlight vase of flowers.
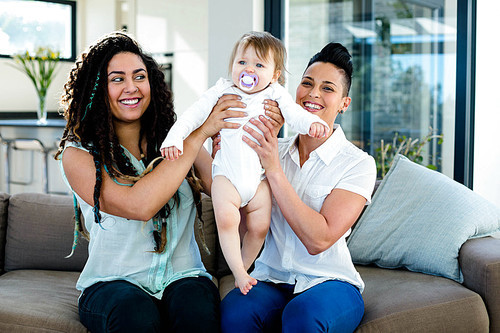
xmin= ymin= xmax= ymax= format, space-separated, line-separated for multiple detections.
xmin=11 ymin=47 xmax=60 ymax=124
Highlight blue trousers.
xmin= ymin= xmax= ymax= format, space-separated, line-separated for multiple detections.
xmin=79 ymin=277 xmax=220 ymax=333
xmin=221 ymin=280 xmax=364 ymax=333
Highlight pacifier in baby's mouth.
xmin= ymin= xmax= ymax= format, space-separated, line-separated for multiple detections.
xmin=239 ymin=71 xmax=259 ymax=91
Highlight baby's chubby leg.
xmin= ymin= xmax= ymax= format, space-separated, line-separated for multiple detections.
xmin=212 ymin=176 xmax=256 ymax=295
xmin=242 ymin=179 xmax=272 ymax=272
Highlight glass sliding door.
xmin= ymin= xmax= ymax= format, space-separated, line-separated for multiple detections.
xmin=285 ymin=0 xmax=456 ymax=178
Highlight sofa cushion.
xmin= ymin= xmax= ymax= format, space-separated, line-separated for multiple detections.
xmin=199 ymin=195 xmax=230 ymax=278
xmin=4 ymin=193 xmax=88 ymax=272
xmin=219 ymin=274 xmax=236 ymax=300
xmin=347 ymin=155 xmax=500 ymax=283
xmin=356 ymin=265 xmax=489 ymax=332
xmin=196 ymin=194 xmax=218 ymax=277
xmin=0 ymin=269 xmax=86 ymax=332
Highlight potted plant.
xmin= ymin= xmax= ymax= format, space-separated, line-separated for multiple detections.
xmin=11 ymin=47 xmax=60 ymax=124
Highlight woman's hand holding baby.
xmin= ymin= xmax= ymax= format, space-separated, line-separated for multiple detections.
xmin=210 ymin=97 xmax=284 ymax=158
xmin=243 ymin=116 xmax=281 ymax=175
xmin=263 ymin=99 xmax=284 ymax=137
xmin=198 ymin=94 xmax=247 ymax=140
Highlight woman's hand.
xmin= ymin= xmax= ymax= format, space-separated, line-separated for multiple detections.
xmin=193 ymin=146 xmax=214 ymax=195
xmin=242 ymin=115 xmax=281 ymax=174
xmin=211 ymin=133 xmax=221 ymax=158
xmin=263 ymin=99 xmax=284 ymax=137
xmin=212 ymin=98 xmax=284 ymax=157
xmin=198 ymin=94 xmax=247 ymax=140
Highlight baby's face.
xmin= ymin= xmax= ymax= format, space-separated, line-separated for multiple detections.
xmin=231 ymin=45 xmax=280 ymax=94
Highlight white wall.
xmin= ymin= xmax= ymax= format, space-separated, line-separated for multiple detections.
xmin=134 ymin=0 xmax=210 ymax=115
xmin=133 ymin=0 xmax=264 ymax=115
xmin=474 ymin=1 xmax=500 ymax=207
xmin=207 ymin=0 xmax=264 ymax=86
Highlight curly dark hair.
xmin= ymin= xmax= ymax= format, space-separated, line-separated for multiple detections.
xmin=56 ymin=31 xmax=205 ymax=254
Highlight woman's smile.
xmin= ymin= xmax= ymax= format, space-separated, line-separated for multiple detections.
xmin=120 ymin=98 xmax=141 ymax=106
xmin=302 ymin=101 xmax=324 ymax=112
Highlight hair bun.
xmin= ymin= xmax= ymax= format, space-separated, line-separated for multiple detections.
xmin=306 ymin=42 xmax=353 ymax=95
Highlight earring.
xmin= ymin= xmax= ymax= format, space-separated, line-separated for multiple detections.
xmin=339 ymin=109 xmax=344 ymax=114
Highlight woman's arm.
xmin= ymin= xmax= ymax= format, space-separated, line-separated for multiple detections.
xmin=243 ymin=116 xmax=367 ymax=255
xmin=193 ymin=146 xmax=213 ymax=196
xmin=63 ymin=107 xmax=245 ymax=222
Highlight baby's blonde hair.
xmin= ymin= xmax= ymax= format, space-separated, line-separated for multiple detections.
xmin=229 ymin=31 xmax=287 ymax=86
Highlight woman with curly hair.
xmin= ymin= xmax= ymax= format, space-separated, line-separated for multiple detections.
xmin=56 ymin=31 xmax=244 ymax=333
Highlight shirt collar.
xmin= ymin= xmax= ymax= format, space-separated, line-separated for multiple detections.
xmin=315 ymin=124 xmax=345 ymax=165
xmin=282 ymin=124 xmax=346 ymax=166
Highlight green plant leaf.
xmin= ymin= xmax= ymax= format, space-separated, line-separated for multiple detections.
xmin=10 ymin=47 xmax=60 ymax=101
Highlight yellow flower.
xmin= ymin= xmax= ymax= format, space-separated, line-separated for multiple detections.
xmin=10 ymin=47 xmax=61 ymax=101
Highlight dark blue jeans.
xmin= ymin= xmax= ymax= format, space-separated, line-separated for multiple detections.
xmin=221 ymin=280 xmax=364 ymax=333
xmin=79 ymin=277 xmax=220 ymax=333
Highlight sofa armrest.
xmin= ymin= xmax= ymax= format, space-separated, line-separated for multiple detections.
xmin=459 ymin=236 xmax=500 ymax=332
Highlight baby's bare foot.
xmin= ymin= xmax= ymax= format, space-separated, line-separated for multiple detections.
xmin=234 ymin=273 xmax=257 ymax=295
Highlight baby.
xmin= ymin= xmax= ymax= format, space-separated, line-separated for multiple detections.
xmin=160 ymin=31 xmax=328 ymax=294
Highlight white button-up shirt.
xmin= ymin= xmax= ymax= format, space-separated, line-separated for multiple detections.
xmin=251 ymin=125 xmax=376 ymax=293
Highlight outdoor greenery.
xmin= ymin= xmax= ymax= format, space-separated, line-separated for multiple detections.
xmin=375 ymin=129 xmax=443 ymax=179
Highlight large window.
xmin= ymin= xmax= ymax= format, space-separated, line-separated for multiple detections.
xmin=285 ymin=0 xmax=457 ymax=179
xmin=0 ymin=0 xmax=76 ymax=60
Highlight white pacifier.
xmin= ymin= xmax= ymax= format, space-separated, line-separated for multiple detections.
xmin=239 ymin=71 xmax=259 ymax=91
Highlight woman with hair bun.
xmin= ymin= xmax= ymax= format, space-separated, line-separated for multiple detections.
xmin=221 ymin=42 xmax=376 ymax=333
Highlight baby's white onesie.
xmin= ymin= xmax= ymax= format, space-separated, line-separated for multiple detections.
xmin=161 ymin=78 xmax=328 ymax=206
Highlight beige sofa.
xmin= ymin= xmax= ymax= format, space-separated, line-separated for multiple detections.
xmin=0 ymin=191 xmax=498 ymax=332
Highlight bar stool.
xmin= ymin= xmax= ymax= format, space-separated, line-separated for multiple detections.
xmin=0 ymin=133 xmax=49 ymax=193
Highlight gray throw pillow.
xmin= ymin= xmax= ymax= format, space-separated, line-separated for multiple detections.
xmin=347 ymin=155 xmax=500 ymax=282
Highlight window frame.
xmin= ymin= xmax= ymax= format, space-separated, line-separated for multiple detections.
xmin=271 ymin=0 xmax=477 ymax=188
xmin=0 ymin=0 xmax=77 ymax=61
xmin=454 ymin=0 xmax=476 ymax=188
